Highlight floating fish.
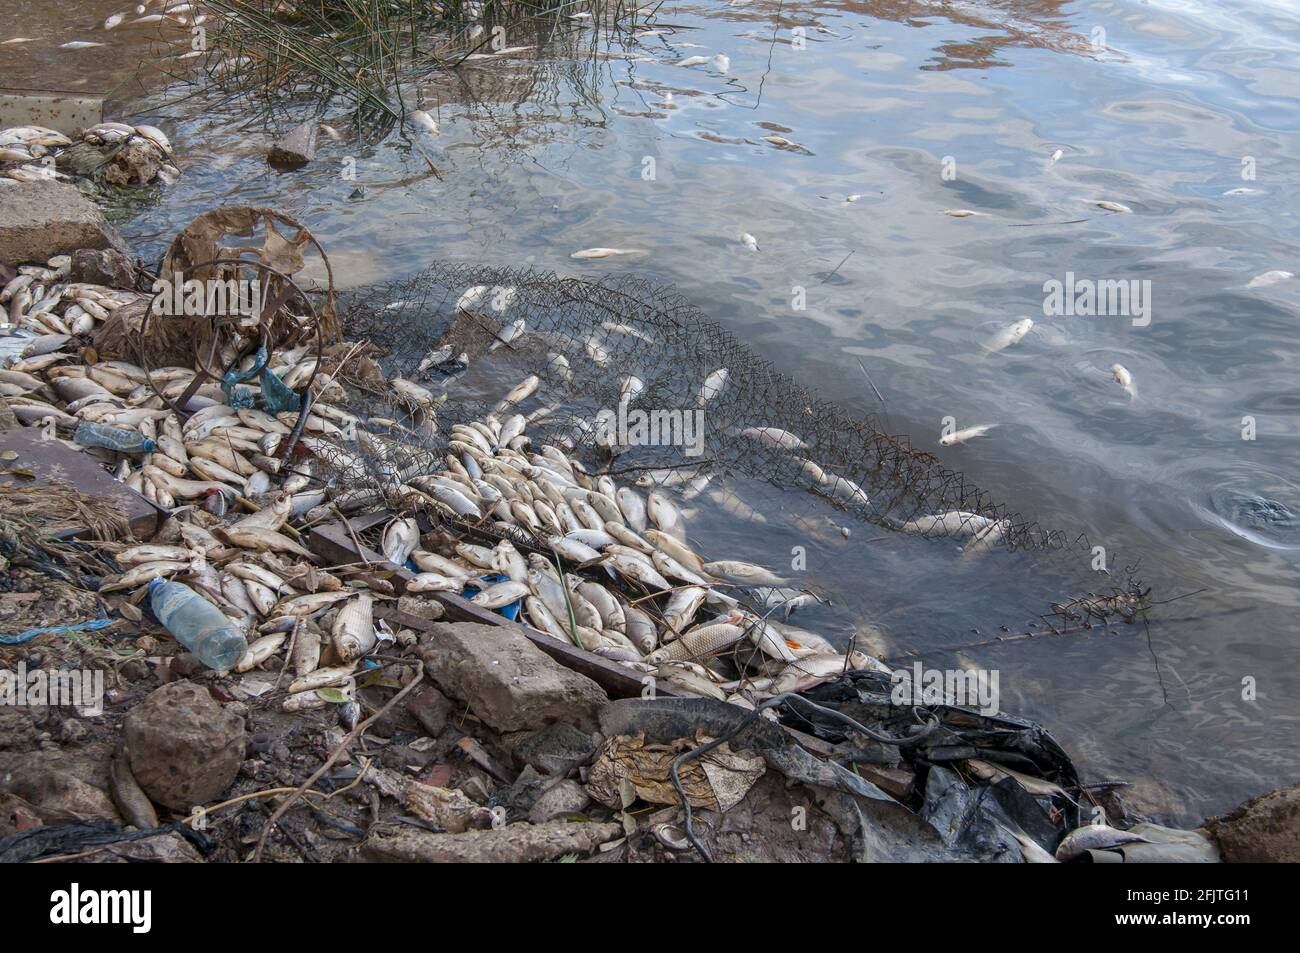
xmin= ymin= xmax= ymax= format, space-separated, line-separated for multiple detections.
xmin=939 ymin=424 xmax=996 ymax=447
xmin=985 ymin=318 xmax=1033 ymax=353
xmin=571 ymin=247 xmax=639 ymax=259
xmin=1111 ymin=363 xmax=1136 ymax=400
xmin=408 ymin=109 xmax=439 ymax=135
xmin=1246 ymin=270 xmax=1293 ymax=288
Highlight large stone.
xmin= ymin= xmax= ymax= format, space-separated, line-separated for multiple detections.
xmin=419 ymin=622 xmax=607 ymax=733
xmin=124 ymin=682 xmax=245 ymax=811
xmin=0 ymin=181 xmax=129 ymax=264
xmin=1205 ymin=783 xmax=1300 ymax=863
xmin=70 ymin=247 xmax=135 ymax=289
xmin=528 ymin=779 xmax=591 ymax=824
xmin=267 ymin=121 xmax=319 ymax=167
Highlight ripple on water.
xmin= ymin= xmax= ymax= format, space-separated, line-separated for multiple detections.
xmin=1200 ymin=473 xmax=1300 ymax=551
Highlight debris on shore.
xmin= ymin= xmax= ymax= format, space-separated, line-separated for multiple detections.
xmin=1 ymin=122 xmax=178 ymax=189
xmin=0 ymin=206 xmax=1269 ymax=863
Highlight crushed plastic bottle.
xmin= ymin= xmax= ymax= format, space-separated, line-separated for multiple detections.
xmin=147 ymin=578 xmax=248 ymax=671
xmin=73 ymin=421 xmax=157 ymax=454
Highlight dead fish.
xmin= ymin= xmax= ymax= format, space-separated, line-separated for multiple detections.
xmin=643 ymin=529 xmax=707 ymax=574
xmin=943 ymin=209 xmax=984 ymax=218
xmin=939 ymin=424 xmax=996 ymax=447
xmin=493 ymin=375 xmax=539 ymax=412
xmin=288 ymin=664 xmax=356 ymax=694
xmin=20 ymin=334 xmax=71 ymax=358
xmin=382 ymin=517 xmax=419 ymax=566
xmin=220 ymin=525 xmax=315 ymax=559
xmin=1089 ymin=200 xmax=1132 ymax=214
xmin=235 ymin=633 xmax=287 ymax=672
xmin=1005 ymin=827 xmax=1060 ymax=863
xmin=333 ymin=594 xmax=376 ymax=662
xmin=407 ymin=572 xmax=465 ymax=593
xmin=412 ymin=550 xmax=473 ymax=579
xmin=699 ymin=367 xmax=728 ymax=405
xmin=117 ymin=544 xmax=193 ymax=566
xmin=1055 ymin=824 xmax=1150 ymax=862
xmin=703 ymin=559 xmax=786 ymax=587
xmin=417 ymin=344 xmax=453 ymax=373
xmin=648 ymin=614 xmax=747 ymax=663
xmin=60 ymin=40 xmax=107 ymax=49
xmin=1111 ymin=363 xmax=1136 ymax=400
xmin=571 ymin=247 xmax=640 ymax=259
xmin=545 ymin=352 xmax=573 ymax=383
xmin=985 ymin=318 xmax=1033 ymax=353
xmin=489 ymin=317 xmax=526 ymax=352
xmin=289 ymin=619 xmax=322 ymax=676
xmin=1246 ymin=270 xmax=1293 ymax=288
xmin=409 ymin=109 xmax=440 ymax=135
xmin=104 ymin=13 xmax=125 ymax=29
xmin=770 ymin=652 xmax=867 ymax=694
xmin=674 ymin=55 xmax=709 ymax=67
xmin=274 ymin=591 xmax=353 ymax=617
xmin=645 ymin=490 xmax=684 ymax=538
xmin=897 ymin=511 xmax=997 ymax=536
xmin=960 ymin=518 xmax=1011 ymax=556
xmin=741 ymin=426 xmax=807 ymax=451
xmin=965 ymin=759 xmax=1068 ymax=798
xmin=470 ymin=580 xmax=529 ymax=609
xmin=739 ymin=232 xmax=759 ymax=252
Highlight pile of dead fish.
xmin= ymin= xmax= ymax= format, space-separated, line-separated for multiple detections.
xmin=0 ymin=121 xmax=179 ymax=187
xmin=0 ymin=257 xmax=905 ymax=716
xmin=1 ymin=255 xmax=141 ymax=339
xmin=373 ymin=403 xmax=895 ymax=706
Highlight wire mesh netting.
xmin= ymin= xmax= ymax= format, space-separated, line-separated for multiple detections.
xmin=313 ymin=262 xmax=1150 ymax=651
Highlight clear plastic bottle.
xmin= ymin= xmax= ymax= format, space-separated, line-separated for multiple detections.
xmin=147 ymin=578 xmax=248 ymax=670
xmin=74 ymin=421 xmax=158 ymax=454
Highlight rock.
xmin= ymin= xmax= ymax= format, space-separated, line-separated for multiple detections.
xmin=397 ymin=594 xmax=445 ymax=622
xmin=528 ymin=780 xmax=591 ymax=824
xmin=511 ymin=722 xmax=597 ymax=776
xmin=1205 ymin=783 xmax=1300 ymax=863
xmin=362 ymin=819 xmax=622 ymax=863
xmin=70 ymin=247 xmax=135 ymax=289
xmin=267 ymin=121 xmax=319 ymax=167
xmin=0 ymin=710 xmax=38 ymax=750
xmin=124 ymin=682 xmax=245 ymax=811
xmin=405 ymin=684 xmax=454 ymax=738
xmin=0 ymin=180 xmax=130 ymax=263
xmin=493 ymin=764 xmax=549 ymax=817
xmin=418 ymin=622 xmax=607 ymax=733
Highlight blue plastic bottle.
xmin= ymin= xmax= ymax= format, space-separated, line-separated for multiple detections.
xmin=147 ymin=578 xmax=248 ymax=670
xmin=74 ymin=421 xmax=158 ymax=454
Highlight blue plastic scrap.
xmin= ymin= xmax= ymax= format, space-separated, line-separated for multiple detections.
xmin=0 ymin=609 xmax=112 ymax=645
xmin=260 ymin=366 xmax=302 ymax=414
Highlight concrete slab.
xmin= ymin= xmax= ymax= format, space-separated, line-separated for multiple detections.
xmin=0 ymin=180 xmax=129 ymax=265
